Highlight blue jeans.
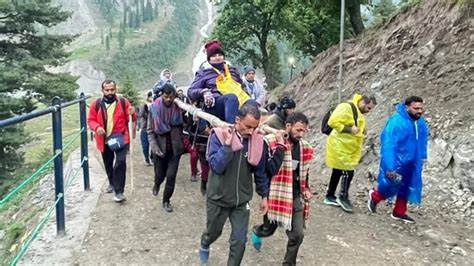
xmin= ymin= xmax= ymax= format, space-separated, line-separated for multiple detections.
xmin=204 ymin=94 xmax=239 ymax=124
xmin=140 ymin=130 xmax=150 ymax=162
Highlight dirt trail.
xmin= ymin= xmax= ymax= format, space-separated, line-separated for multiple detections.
xmin=70 ymin=137 xmax=473 ymax=265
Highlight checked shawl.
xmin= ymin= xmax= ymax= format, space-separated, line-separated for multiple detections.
xmin=266 ymin=134 xmax=314 ymax=231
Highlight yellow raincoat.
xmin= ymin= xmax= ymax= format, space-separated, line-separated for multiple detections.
xmin=325 ymin=94 xmax=366 ymax=170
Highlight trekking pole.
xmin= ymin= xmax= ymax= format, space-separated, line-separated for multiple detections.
xmin=129 ymin=114 xmax=134 ymax=194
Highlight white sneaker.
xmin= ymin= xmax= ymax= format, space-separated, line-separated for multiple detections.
xmin=113 ymin=193 xmax=126 ymax=202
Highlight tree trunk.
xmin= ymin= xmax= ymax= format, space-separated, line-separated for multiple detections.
xmin=259 ymin=33 xmax=277 ymax=90
xmin=346 ymin=0 xmax=365 ymax=35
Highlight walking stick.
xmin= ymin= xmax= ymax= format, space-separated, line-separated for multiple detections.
xmin=129 ymin=114 xmax=134 ymax=194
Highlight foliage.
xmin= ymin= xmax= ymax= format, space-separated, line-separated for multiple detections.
xmin=372 ymin=0 xmax=398 ymax=25
xmin=0 ymin=0 xmax=78 ymax=183
xmin=212 ymin=0 xmax=289 ymax=89
xmin=120 ymin=74 xmax=141 ymax=106
xmin=96 ymin=0 xmax=200 ymax=87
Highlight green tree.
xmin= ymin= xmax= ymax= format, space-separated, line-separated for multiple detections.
xmin=0 ymin=0 xmax=78 ymax=186
xmin=266 ymin=41 xmax=282 ymax=87
xmin=372 ymin=0 xmax=397 ymax=25
xmin=118 ymin=24 xmax=126 ymax=48
xmin=283 ymin=1 xmax=342 ymax=56
xmin=212 ymin=0 xmax=289 ymax=89
xmin=120 ymin=75 xmax=140 ymax=106
xmin=105 ymin=35 xmax=110 ymax=51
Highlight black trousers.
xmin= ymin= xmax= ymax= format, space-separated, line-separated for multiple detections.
xmin=101 ymin=144 xmax=128 ymax=194
xmin=153 ymin=152 xmax=181 ymax=203
xmin=201 ymin=201 xmax=250 ymax=266
xmin=326 ymin=168 xmax=355 ymax=199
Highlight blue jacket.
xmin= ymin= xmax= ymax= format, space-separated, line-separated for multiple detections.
xmin=206 ymin=133 xmax=268 ymax=207
xmin=377 ymin=103 xmax=429 ymax=204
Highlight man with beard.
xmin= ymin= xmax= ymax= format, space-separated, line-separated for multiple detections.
xmin=199 ymin=102 xmax=269 ymax=265
xmin=147 ymin=84 xmax=185 ymax=212
xmin=88 ymin=79 xmax=136 ymax=202
xmin=323 ymin=94 xmax=377 ymax=213
xmin=251 ymin=112 xmax=315 ymax=266
xmin=264 ymin=97 xmax=296 ymax=130
xmin=368 ymin=96 xmax=429 ymax=223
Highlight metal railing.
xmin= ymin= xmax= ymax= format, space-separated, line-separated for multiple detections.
xmin=0 ymin=93 xmax=91 ymax=265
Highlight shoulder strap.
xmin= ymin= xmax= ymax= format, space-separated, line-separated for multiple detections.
xmin=348 ymin=102 xmax=358 ymax=127
xmin=95 ymin=98 xmax=108 ymax=133
xmin=119 ymin=97 xmax=128 ymax=123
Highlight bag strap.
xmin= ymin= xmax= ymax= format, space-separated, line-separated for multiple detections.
xmin=347 ymin=102 xmax=358 ymax=127
xmin=95 ymin=98 xmax=108 ymax=133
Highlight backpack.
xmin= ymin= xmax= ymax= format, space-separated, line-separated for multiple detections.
xmin=321 ymin=102 xmax=358 ymax=135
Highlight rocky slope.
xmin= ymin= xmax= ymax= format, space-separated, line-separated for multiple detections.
xmin=282 ymin=0 xmax=473 ymax=224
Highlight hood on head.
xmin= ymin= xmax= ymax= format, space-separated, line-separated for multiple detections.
xmin=160 ymin=69 xmax=172 ymax=81
xmin=396 ymin=102 xmax=412 ymax=119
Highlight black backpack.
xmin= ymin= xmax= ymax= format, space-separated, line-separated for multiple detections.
xmin=321 ymin=102 xmax=358 ymax=135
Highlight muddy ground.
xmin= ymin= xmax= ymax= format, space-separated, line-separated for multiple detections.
xmin=59 ymin=136 xmax=473 ymax=266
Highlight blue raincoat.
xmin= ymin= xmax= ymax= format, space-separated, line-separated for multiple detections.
xmin=377 ymin=103 xmax=429 ymax=204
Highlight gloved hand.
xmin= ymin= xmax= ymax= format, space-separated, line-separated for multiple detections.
xmin=202 ymin=90 xmax=215 ymax=108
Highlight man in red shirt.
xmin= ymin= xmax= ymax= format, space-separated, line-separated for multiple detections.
xmin=88 ymin=80 xmax=136 ymax=202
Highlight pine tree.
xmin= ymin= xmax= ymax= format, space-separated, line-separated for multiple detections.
xmin=128 ymin=10 xmax=134 ymax=28
xmin=105 ymin=35 xmax=110 ymax=51
xmin=0 ymin=0 xmax=78 ymax=186
xmin=120 ymin=75 xmax=140 ymax=107
xmin=118 ymin=24 xmax=126 ymax=49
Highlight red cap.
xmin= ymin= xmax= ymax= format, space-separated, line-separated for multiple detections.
xmin=205 ymin=40 xmax=225 ymax=60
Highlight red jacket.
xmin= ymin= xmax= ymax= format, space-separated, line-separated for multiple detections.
xmin=88 ymin=96 xmax=137 ymax=153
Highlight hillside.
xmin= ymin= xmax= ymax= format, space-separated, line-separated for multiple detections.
xmin=281 ymin=0 xmax=473 ymax=224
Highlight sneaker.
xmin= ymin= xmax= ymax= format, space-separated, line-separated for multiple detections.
xmin=163 ymin=202 xmax=173 ymax=213
xmin=251 ymin=232 xmax=262 ymax=251
xmin=105 ymin=184 xmax=114 ymax=193
xmin=323 ymin=196 xmax=340 ymax=207
xmin=113 ymin=193 xmax=126 ymax=202
xmin=145 ymin=159 xmax=152 ymax=166
xmin=367 ymin=189 xmax=377 ymax=214
xmin=199 ymin=246 xmax=210 ymax=264
xmin=336 ymin=197 xmax=354 ymax=213
xmin=190 ymin=175 xmax=198 ymax=182
xmin=391 ymin=213 xmax=415 ymax=223
xmin=152 ymin=184 xmax=159 ymax=196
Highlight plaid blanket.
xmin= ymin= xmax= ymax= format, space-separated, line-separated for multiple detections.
xmin=266 ymin=134 xmax=314 ymax=230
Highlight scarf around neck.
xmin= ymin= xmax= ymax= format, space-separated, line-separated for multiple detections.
xmin=150 ymin=97 xmax=183 ymax=135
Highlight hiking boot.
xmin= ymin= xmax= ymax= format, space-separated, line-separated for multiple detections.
xmin=251 ymin=232 xmax=262 ymax=251
xmin=105 ymin=184 xmax=114 ymax=193
xmin=113 ymin=193 xmax=126 ymax=202
xmin=367 ymin=189 xmax=377 ymax=214
xmin=199 ymin=246 xmax=210 ymax=264
xmin=200 ymin=180 xmax=207 ymax=197
xmin=391 ymin=213 xmax=415 ymax=223
xmin=190 ymin=175 xmax=198 ymax=182
xmin=163 ymin=202 xmax=173 ymax=213
xmin=152 ymin=184 xmax=159 ymax=196
xmin=323 ymin=196 xmax=340 ymax=207
xmin=336 ymin=197 xmax=353 ymax=213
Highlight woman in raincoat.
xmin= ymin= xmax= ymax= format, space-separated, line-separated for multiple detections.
xmin=368 ymin=96 xmax=428 ymax=223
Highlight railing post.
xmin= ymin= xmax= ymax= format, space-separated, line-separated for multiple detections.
xmin=79 ymin=93 xmax=90 ymax=191
xmin=52 ymin=97 xmax=66 ymax=235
